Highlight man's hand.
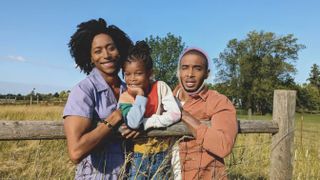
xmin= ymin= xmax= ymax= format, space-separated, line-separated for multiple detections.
xmin=181 ymin=110 xmax=192 ymax=122
xmin=120 ymin=124 xmax=140 ymax=139
xmin=181 ymin=110 xmax=201 ymax=137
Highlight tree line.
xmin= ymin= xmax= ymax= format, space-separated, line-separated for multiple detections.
xmin=1 ymin=31 xmax=319 ymax=114
xmin=145 ymin=31 xmax=319 ymax=114
xmin=0 ymin=90 xmax=70 ymax=105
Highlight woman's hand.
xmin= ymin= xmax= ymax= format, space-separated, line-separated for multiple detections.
xmin=119 ymin=124 xmax=140 ymax=139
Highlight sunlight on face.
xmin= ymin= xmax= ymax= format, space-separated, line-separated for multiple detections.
xmin=179 ymin=53 xmax=208 ymax=92
xmin=123 ymin=60 xmax=150 ymax=91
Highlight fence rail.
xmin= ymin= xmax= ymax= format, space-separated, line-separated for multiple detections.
xmin=0 ymin=119 xmax=278 ymax=140
xmin=0 ymin=90 xmax=296 ymax=180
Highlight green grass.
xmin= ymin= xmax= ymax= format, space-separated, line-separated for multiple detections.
xmin=0 ymin=105 xmax=319 ymax=179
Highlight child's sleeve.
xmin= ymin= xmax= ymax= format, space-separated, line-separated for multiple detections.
xmin=142 ymin=81 xmax=181 ymax=130
xmin=125 ymin=95 xmax=148 ymax=129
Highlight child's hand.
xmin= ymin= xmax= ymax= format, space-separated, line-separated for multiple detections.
xmin=127 ymin=86 xmax=144 ymax=97
xmin=120 ymin=124 xmax=140 ymax=139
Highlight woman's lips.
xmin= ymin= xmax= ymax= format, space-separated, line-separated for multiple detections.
xmin=101 ymin=61 xmax=115 ymax=68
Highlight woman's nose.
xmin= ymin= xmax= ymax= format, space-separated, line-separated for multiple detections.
xmin=103 ymin=49 xmax=111 ymax=59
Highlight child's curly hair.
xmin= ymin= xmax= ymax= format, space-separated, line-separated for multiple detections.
xmin=124 ymin=40 xmax=153 ymax=71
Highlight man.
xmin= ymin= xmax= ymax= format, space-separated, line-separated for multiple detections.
xmin=173 ymin=48 xmax=238 ymax=179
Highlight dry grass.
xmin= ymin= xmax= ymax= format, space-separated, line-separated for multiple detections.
xmin=0 ymin=105 xmax=319 ymax=179
xmin=226 ymin=114 xmax=320 ymax=179
xmin=0 ymin=105 xmax=63 ymax=121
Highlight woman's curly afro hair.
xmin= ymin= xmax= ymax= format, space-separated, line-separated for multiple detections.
xmin=68 ymin=18 xmax=133 ymax=74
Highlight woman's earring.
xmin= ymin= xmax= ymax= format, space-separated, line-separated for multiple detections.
xmin=90 ymin=62 xmax=95 ymax=67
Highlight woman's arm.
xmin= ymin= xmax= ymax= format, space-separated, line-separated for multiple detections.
xmin=64 ymin=110 xmax=122 ymax=164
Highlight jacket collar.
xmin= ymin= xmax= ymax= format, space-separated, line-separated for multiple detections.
xmin=174 ymin=84 xmax=209 ymax=102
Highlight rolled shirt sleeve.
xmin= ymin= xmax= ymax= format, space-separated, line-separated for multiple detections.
xmin=63 ymin=84 xmax=94 ymax=119
xmin=194 ymin=95 xmax=238 ymax=158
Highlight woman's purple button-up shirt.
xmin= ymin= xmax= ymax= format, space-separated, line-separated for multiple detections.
xmin=63 ymin=68 xmax=126 ymax=180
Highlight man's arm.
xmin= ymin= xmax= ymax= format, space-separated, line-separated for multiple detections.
xmin=180 ymin=110 xmax=201 ymax=136
xmin=181 ymin=96 xmax=238 ymax=158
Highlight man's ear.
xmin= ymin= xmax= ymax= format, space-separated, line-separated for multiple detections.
xmin=205 ymin=69 xmax=210 ymax=79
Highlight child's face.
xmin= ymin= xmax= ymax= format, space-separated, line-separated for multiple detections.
xmin=123 ymin=60 xmax=150 ymax=92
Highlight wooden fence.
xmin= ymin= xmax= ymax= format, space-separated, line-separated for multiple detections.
xmin=0 ymin=90 xmax=296 ymax=180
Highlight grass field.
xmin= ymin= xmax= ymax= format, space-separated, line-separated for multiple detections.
xmin=0 ymin=105 xmax=319 ymax=179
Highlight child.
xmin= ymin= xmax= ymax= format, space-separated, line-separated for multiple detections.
xmin=118 ymin=41 xmax=181 ymax=179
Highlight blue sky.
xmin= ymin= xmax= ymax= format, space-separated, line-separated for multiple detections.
xmin=0 ymin=0 xmax=319 ymax=95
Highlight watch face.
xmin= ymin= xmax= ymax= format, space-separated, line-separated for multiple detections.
xmin=103 ymin=121 xmax=113 ymax=128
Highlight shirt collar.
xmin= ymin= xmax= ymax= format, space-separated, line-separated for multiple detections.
xmin=174 ymin=84 xmax=209 ymax=101
xmin=197 ymin=86 xmax=209 ymax=101
xmin=89 ymin=67 xmax=126 ymax=92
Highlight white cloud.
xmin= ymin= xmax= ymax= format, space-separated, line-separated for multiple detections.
xmin=7 ymin=55 xmax=26 ymax=62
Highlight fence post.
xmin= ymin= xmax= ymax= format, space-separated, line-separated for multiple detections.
xmin=270 ymin=90 xmax=296 ymax=180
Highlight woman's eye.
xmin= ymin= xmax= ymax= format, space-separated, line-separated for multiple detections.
xmin=108 ymin=46 xmax=116 ymax=51
xmin=94 ymin=50 xmax=101 ymax=54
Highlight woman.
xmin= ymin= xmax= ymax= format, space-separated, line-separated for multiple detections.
xmin=63 ymin=18 xmax=138 ymax=179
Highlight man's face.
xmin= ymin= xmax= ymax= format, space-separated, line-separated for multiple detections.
xmin=179 ymin=53 xmax=208 ymax=93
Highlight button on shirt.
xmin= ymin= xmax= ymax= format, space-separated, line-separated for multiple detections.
xmin=63 ymin=67 xmax=126 ymax=180
xmin=173 ymin=85 xmax=238 ymax=180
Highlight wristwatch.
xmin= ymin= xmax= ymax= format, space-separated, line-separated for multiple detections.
xmin=102 ymin=120 xmax=113 ymax=129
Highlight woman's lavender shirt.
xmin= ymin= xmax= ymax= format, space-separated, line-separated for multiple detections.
xmin=63 ymin=67 xmax=126 ymax=180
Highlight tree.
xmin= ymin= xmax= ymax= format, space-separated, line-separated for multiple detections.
xmin=59 ymin=90 xmax=69 ymax=99
xmin=53 ymin=92 xmax=59 ymax=98
xmin=296 ymin=83 xmax=320 ymax=112
xmin=214 ymin=31 xmax=305 ymax=114
xmin=307 ymin=64 xmax=320 ymax=90
xmin=145 ymin=33 xmax=185 ymax=88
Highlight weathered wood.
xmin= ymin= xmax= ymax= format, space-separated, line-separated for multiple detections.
xmin=0 ymin=90 xmax=296 ymax=180
xmin=0 ymin=120 xmax=65 ymax=140
xmin=236 ymin=120 xmax=278 ymax=134
xmin=0 ymin=119 xmax=277 ymax=140
xmin=145 ymin=120 xmax=278 ymax=137
xmin=270 ymin=90 xmax=296 ymax=180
